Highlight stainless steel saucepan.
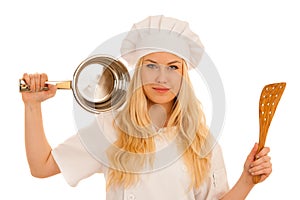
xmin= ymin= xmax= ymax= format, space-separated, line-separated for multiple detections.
xmin=19 ymin=54 xmax=130 ymax=113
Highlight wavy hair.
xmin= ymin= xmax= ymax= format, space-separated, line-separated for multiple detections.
xmin=106 ymin=56 xmax=213 ymax=191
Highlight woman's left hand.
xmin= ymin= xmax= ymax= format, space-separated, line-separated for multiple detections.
xmin=243 ymin=143 xmax=272 ymax=184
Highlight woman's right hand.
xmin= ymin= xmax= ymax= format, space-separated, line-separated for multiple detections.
xmin=21 ymin=73 xmax=57 ymax=105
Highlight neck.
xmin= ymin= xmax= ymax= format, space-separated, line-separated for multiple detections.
xmin=147 ymin=100 xmax=174 ymax=129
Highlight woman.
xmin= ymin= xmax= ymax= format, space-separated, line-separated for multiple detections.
xmin=22 ymin=15 xmax=272 ymax=200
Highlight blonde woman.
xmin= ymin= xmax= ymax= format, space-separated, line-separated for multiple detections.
xmin=22 ymin=16 xmax=272 ymax=200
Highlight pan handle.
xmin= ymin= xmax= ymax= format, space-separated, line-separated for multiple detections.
xmin=19 ymin=79 xmax=72 ymax=92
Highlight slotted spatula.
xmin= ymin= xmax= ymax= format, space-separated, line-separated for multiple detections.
xmin=252 ymin=82 xmax=286 ymax=184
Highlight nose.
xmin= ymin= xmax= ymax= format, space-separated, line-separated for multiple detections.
xmin=155 ymin=68 xmax=167 ymax=84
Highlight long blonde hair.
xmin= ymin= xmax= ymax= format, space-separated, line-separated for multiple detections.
xmin=106 ymin=56 xmax=213 ymax=190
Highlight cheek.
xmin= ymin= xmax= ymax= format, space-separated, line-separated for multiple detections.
xmin=142 ymin=84 xmax=151 ymax=95
xmin=141 ymin=67 xmax=155 ymax=85
xmin=170 ymin=72 xmax=183 ymax=92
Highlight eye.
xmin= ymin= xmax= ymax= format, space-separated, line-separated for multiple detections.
xmin=168 ymin=65 xmax=179 ymax=70
xmin=145 ymin=63 xmax=159 ymax=69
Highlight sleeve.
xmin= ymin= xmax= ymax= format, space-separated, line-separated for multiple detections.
xmin=51 ymin=134 xmax=104 ymax=187
xmin=194 ymin=143 xmax=229 ymax=200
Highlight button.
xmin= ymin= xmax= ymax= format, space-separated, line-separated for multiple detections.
xmin=182 ymin=165 xmax=187 ymax=172
xmin=127 ymin=194 xmax=136 ymax=200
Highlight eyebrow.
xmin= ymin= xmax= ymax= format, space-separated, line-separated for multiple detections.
xmin=144 ymin=59 xmax=181 ymax=65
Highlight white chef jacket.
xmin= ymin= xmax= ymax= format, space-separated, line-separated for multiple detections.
xmin=52 ymin=114 xmax=229 ymax=200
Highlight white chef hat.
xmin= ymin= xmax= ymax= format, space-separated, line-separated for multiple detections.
xmin=120 ymin=15 xmax=205 ymax=68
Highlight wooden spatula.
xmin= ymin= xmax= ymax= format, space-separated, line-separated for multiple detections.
xmin=252 ymin=82 xmax=286 ymax=184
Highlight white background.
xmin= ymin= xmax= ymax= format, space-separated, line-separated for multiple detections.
xmin=1 ymin=0 xmax=299 ymax=199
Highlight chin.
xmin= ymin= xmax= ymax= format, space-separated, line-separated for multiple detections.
xmin=149 ymin=97 xmax=175 ymax=105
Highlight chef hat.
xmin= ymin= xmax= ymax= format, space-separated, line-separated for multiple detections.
xmin=120 ymin=15 xmax=205 ymax=68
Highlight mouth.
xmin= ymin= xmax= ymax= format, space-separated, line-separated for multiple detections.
xmin=152 ymin=87 xmax=170 ymax=93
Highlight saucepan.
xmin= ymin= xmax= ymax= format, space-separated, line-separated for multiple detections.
xmin=19 ymin=55 xmax=130 ymax=113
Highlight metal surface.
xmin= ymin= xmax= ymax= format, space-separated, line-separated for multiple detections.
xmin=19 ymin=54 xmax=130 ymax=113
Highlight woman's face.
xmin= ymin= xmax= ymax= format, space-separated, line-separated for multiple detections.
xmin=141 ymin=52 xmax=183 ymax=106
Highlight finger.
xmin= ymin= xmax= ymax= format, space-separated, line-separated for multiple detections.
xmin=256 ymin=147 xmax=270 ymax=159
xmin=29 ymin=74 xmax=35 ymax=92
xmin=22 ymin=73 xmax=30 ymax=85
xmin=40 ymin=73 xmax=48 ymax=89
xmin=249 ymin=165 xmax=272 ymax=176
xmin=249 ymin=156 xmax=272 ymax=178
xmin=250 ymin=157 xmax=271 ymax=170
xmin=34 ymin=73 xmax=41 ymax=92
xmin=253 ymin=155 xmax=271 ymax=165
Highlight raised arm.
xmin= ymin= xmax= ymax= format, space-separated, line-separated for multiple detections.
xmin=22 ymin=73 xmax=60 ymax=178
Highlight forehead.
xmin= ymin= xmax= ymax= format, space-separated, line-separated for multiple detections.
xmin=143 ymin=52 xmax=182 ymax=63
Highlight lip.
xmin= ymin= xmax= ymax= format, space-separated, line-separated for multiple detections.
xmin=152 ymin=87 xmax=170 ymax=93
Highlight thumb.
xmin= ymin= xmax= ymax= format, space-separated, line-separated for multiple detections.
xmin=45 ymin=84 xmax=57 ymax=98
xmin=247 ymin=143 xmax=259 ymax=162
